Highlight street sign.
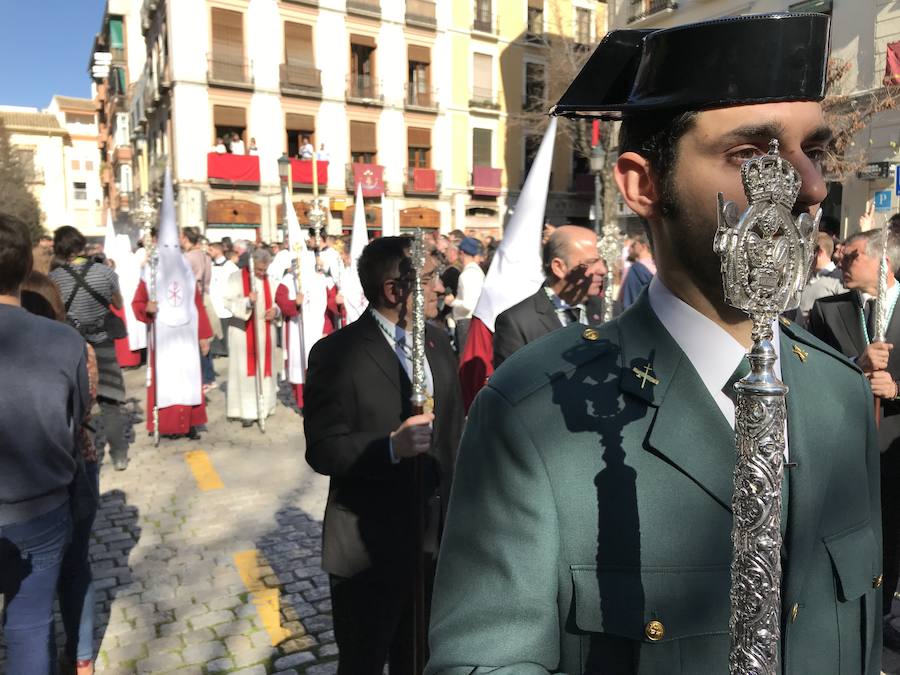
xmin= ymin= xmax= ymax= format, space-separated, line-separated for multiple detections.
xmin=874 ymin=190 xmax=892 ymax=213
xmin=859 ymin=161 xmax=891 ymax=180
xmin=895 ymin=165 xmax=900 ymax=195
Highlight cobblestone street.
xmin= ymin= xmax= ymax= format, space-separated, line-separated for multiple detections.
xmin=2 ymin=358 xmax=335 ymax=675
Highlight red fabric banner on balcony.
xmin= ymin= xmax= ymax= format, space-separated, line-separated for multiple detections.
xmin=413 ymin=168 xmax=437 ymax=192
xmin=352 ymin=163 xmax=385 ymax=197
xmin=472 ymin=166 xmax=502 ymax=196
xmin=290 ymin=159 xmax=329 ymax=187
xmin=885 ymin=41 xmax=900 ymax=86
xmin=207 ymin=153 xmax=260 ymax=183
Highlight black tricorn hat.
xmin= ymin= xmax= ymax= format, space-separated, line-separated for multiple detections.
xmin=550 ymin=13 xmax=831 ymax=120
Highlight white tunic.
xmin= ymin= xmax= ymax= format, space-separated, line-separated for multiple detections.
xmin=223 ymin=269 xmax=279 ymax=421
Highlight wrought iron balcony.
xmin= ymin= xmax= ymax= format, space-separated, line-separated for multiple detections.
xmin=207 ymin=55 xmax=254 ymax=90
xmin=469 ymin=86 xmax=499 ymax=110
xmin=472 ymin=13 xmax=498 ymax=35
xmin=347 ymin=77 xmax=383 ymax=105
xmin=280 ymin=63 xmax=323 ymax=99
xmin=405 ymin=85 xmax=438 ymax=111
xmin=628 ymin=0 xmax=678 ymax=24
xmin=347 ymin=0 xmax=380 ymax=19
xmin=406 ymin=0 xmax=436 ymax=28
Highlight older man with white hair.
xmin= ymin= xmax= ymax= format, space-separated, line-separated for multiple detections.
xmin=223 ymin=247 xmax=281 ymax=426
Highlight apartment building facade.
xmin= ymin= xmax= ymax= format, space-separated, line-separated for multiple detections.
xmin=0 ymin=97 xmax=104 ymax=238
xmin=115 ymin=0 xmax=604 ymax=243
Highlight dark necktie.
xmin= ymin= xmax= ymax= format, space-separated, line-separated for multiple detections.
xmin=563 ymin=307 xmax=579 ymax=326
xmin=864 ymin=298 xmax=875 ymax=341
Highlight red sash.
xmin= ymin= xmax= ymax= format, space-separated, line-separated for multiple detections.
xmin=242 ymin=267 xmax=272 ymax=377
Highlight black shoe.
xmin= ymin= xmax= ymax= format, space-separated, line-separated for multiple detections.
xmin=113 ymin=457 xmax=129 ymax=471
xmin=187 ymin=427 xmax=201 ymax=440
xmin=241 ymin=419 xmax=254 ymax=428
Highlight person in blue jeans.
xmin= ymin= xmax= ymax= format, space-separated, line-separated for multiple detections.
xmin=0 ymin=213 xmax=90 ymax=674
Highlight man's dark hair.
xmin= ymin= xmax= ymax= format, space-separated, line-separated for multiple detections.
xmin=182 ymin=226 xmax=201 ymax=245
xmin=618 ymin=110 xmax=698 ymax=219
xmin=358 ymin=236 xmax=413 ymax=306
xmin=53 ymin=225 xmax=87 ymax=260
xmin=0 ymin=213 xmax=34 ymax=294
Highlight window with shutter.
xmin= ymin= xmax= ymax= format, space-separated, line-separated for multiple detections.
xmin=350 ymin=121 xmax=377 ymax=163
xmin=211 ymin=8 xmax=244 ymax=78
xmin=473 ymin=53 xmax=493 ymax=104
xmin=407 ymin=127 xmax=431 ymax=168
xmin=472 ymin=128 xmax=492 ymax=167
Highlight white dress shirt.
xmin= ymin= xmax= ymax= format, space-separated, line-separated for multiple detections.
xmin=648 ymin=277 xmax=787 ymax=460
xmin=371 ymin=308 xmax=435 ymax=464
xmin=450 ymin=262 xmax=485 ymax=322
xmin=544 ymin=286 xmax=586 ymax=327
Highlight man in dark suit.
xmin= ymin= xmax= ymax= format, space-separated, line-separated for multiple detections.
xmin=808 ymin=228 xmax=900 ymax=642
xmin=303 ymin=236 xmax=464 ymax=675
xmin=493 ymin=224 xmax=606 ymax=369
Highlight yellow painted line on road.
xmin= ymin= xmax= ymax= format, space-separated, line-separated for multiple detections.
xmin=234 ymin=550 xmax=291 ymax=646
xmin=184 ymin=450 xmax=224 ymax=491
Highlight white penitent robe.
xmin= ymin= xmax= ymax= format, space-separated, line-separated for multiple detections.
xmin=223 ymin=267 xmax=280 ymax=421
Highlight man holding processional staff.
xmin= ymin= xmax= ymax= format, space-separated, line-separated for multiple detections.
xmin=427 ymin=13 xmax=882 ymax=675
xmin=303 ymin=236 xmax=463 ymax=674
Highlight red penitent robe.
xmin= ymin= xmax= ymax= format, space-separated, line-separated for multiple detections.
xmin=111 ymin=303 xmax=142 ymax=367
xmin=133 ymin=280 xmax=213 ymax=434
xmin=275 ymin=282 xmax=306 ymax=408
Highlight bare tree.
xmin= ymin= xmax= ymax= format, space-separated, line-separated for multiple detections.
xmin=0 ymin=117 xmax=45 ymax=242
xmin=823 ymin=57 xmax=899 ymax=181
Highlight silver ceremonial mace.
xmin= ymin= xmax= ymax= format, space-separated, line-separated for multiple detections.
xmin=597 ymin=222 xmax=623 ymax=323
xmin=409 ymin=228 xmax=428 ymax=673
xmin=714 ymin=139 xmax=820 ymax=675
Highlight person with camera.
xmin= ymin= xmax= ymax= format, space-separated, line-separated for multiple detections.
xmin=50 ymin=226 xmax=131 ymax=471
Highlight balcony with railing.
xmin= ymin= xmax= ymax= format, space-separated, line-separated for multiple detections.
xmin=347 ymin=0 xmax=380 ymax=19
xmin=628 ymin=0 xmax=678 ymax=24
xmin=470 ymin=166 xmax=502 ymax=197
xmin=287 ymin=159 xmax=329 ymax=189
xmin=280 ymin=63 xmax=323 ymax=99
xmin=405 ymin=85 xmax=438 ymax=112
xmin=283 ymin=0 xmax=318 ymax=6
xmin=347 ymin=77 xmax=383 ymax=106
xmin=207 ymin=152 xmax=260 ymax=187
xmin=406 ymin=0 xmax=436 ymax=28
xmin=346 ymin=163 xmax=386 ymax=197
xmin=405 ymin=168 xmax=441 ymax=196
xmin=472 ymin=12 xmax=498 ymax=35
xmin=207 ymin=55 xmax=254 ymax=90
xmin=469 ymin=86 xmax=499 ymax=111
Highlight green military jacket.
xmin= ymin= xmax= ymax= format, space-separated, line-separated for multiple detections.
xmin=427 ymin=293 xmax=882 ymax=675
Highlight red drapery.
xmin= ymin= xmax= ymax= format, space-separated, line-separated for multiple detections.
xmin=290 ymin=159 xmax=329 ymax=186
xmin=352 ymin=163 xmax=385 ymax=197
xmin=885 ymin=41 xmax=900 ymax=86
xmin=241 ymin=267 xmax=272 ymax=377
xmin=472 ymin=166 xmax=502 ymax=196
xmin=207 ymin=153 xmax=261 ymax=183
xmin=412 ymin=168 xmax=437 ymax=192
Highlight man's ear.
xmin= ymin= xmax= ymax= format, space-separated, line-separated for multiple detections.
xmin=614 ymin=152 xmax=659 ymax=220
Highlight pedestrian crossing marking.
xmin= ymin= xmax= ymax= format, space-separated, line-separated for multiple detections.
xmin=233 ymin=550 xmax=291 ymax=646
xmin=184 ymin=450 xmax=224 ymax=491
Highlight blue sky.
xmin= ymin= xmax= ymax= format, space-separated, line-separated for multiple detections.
xmin=0 ymin=0 xmax=107 ymax=108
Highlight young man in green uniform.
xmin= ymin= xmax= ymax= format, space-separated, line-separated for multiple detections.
xmin=427 ymin=13 xmax=883 ymax=675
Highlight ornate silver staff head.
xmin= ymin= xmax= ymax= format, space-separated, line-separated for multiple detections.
xmin=597 ymin=222 xmax=623 ymax=323
xmin=714 ymin=140 xmax=821 ymax=341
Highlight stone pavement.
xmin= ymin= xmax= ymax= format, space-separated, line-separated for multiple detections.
xmin=2 ymin=357 xmax=336 ymax=674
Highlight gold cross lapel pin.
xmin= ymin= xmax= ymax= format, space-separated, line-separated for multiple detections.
xmin=791 ymin=344 xmax=808 ymax=363
xmin=632 ymin=363 xmax=660 ymax=389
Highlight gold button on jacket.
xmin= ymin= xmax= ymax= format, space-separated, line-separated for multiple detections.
xmin=645 ymin=620 xmax=665 ymax=641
